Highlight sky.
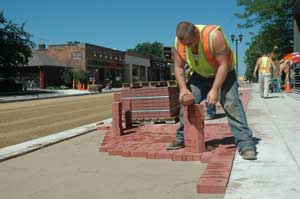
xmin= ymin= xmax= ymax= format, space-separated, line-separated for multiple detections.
xmin=1 ymin=0 xmax=258 ymax=75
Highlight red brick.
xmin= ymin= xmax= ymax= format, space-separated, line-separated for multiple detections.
xmin=156 ymin=150 xmax=173 ymax=159
xmin=124 ymin=110 xmax=132 ymax=129
xmin=112 ymin=102 xmax=123 ymax=136
xmin=96 ymin=124 xmax=112 ymax=131
xmin=146 ymin=151 xmax=157 ymax=159
xmin=200 ymin=151 xmax=214 ymax=163
xmin=113 ymin=93 xmax=121 ymax=102
xmin=184 ymin=105 xmax=205 ymax=153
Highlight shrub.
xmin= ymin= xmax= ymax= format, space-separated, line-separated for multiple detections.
xmin=89 ymin=84 xmax=103 ymax=92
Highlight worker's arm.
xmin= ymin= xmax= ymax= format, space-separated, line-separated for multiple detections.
xmin=253 ymin=58 xmax=260 ymax=78
xmin=207 ymin=30 xmax=231 ymax=105
xmin=173 ymin=49 xmax=193 ymax=105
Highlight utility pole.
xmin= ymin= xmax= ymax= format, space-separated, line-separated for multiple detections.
xmin=231 ymin=34 xmax=243 ymax=81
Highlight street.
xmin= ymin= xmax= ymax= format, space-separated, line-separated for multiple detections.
xmin=0 ymin=93 xmax=114 ymax=148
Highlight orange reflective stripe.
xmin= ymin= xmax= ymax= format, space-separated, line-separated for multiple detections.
xmin=201 ymin=25 xmax=219 ymax=68
xmin=266 ymin=58 xmax=270 ymax=73
xmin=229 ymin=50 xmax=233 ymax=66
xmin=176 ymin=38 xmax=186 ymax=61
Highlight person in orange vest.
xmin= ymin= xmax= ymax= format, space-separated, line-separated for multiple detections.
xmin=166 ymin=21 xmax=257 ymax=160
xmin=253 ymin=52 xmax=277 ymax=98
xmin=279 ymin=59 xmax=291 ymax=87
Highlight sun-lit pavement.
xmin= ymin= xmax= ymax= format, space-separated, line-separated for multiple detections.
xmin=225 ymin=84 xmax=300 ymax=199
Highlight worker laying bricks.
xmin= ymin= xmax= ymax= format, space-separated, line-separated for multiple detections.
xmin=166 ymin=21 xmax=257 ymax=160
xmin=253 ymin=52 xmax=277 ymax=98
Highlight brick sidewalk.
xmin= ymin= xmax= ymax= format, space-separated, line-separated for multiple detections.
xmin=98 ymin=89 xmax=251 ymax=194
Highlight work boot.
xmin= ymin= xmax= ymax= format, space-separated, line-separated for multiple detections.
xmin=166 ymin=140 xmax=185 ymax=150
xmin=241 ymin=149 xmax=257 ymax=160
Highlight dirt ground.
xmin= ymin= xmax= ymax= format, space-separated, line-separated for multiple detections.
xmin=0 ymin=93 xmax=113 ymax=148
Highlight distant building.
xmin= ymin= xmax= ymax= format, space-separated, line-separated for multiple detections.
xmin=124 ymin=51 xmax=150 ymax=82
xmin=163 ymin=46 xmax=174 ymax=80
xmin=31 ymin=42 xmax=175 ymax=88
xmin=39 ymin=42 xmax=125 ymax=87
xmin=289 ymin=0 xmax=300 ymax=52
xmin=24 ymin=51 xmax=67 ymax=88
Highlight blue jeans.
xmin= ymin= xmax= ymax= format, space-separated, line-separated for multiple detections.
xmin=176 ymin=70 xmax=255 ymax=152
xmin=206 ymin=102 xmax=216 ymax=116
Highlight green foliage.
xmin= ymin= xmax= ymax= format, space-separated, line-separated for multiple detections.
xmin=235 ymin=0 xmax=288 ymax=28
xmin=73 ymin=70 xmax=89 ymax=83
xmin=235 ymin=0 xmax=293 ymax=80
xmin=127 ymin=41 xmax=163 ymax=60
xmin=0 ymin=11 xmax=34 ymax=78
xmin=61 ymin=67 xmax=73 ymax=87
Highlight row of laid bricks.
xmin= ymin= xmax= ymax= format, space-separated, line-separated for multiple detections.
xmin=99 ymin=124 xmax=233 ymax=162
xmin=197 ymin=144 xmax=236 ymax=193
xmin=129 ymin=97 xmax=179 ymax=110
xmin=131 ymin=112 xmax=179 ymax=120
xmin=121 ymin=87 xmax=179 ymax=97
xmin=119 ymin=87 xmax=180 ymax=120
xmin=98 ymin=122 xmax=235 ymax=194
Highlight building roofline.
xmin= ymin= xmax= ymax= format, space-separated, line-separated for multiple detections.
xmin=125 ymin=51 xmax=150 ymax=59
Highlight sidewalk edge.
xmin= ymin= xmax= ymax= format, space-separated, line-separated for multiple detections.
xmin=0 ymin=120 xmax=110 ymax=162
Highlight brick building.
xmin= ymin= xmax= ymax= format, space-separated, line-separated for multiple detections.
xmin=40 ymin=42 xmax=125 ymax=87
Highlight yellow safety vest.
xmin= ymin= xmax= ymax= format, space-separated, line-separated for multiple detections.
xmin=174 ymin=24 xmax=235 ymax=78
xmin=259 ymin=56 xmax=271 ymax=74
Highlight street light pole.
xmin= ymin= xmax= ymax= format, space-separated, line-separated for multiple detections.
xmin=231 ymin=34 xmax=243 ymax=81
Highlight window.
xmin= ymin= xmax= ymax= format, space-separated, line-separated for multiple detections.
xmin=72 ymin=51 xmax=82 ymax=60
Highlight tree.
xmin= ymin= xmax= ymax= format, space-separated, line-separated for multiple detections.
xmin=73 ymin=70 xmax=89 ymax=84
xmin=0 ymin=11 xmax=34 ymax=78
xmin=61 ymin=67 xmax=73 ymax=87
xmin=235 ymin=0 xmax=293 ymax=79
xmin=127 ymin=42 xmax=163 ymax=60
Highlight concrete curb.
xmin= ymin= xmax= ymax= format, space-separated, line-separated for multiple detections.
xmin=0 ymin=119 xmax=111 ymax=162
xmin=0 ymin=89 xmax=121 ymax=103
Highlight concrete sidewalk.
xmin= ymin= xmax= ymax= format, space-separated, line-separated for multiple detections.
xmin=1 ymin=84 xmax=300 ymax=198
xmin=226 ymin=85 xmax=300 ymax=199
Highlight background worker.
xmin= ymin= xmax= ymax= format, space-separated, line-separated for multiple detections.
xmin=253 ymin=52 xmax=277 ymax=98
xmin=280 ymin=59 xmax=291 ymax=87
xmin=166 ymin=21 xmax=257 ymax=160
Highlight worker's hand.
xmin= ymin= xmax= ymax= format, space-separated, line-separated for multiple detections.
xmin=253 ymin=72 xmax=256 ymax=78
xmin=207 ymin=88 xmax=218 ymax=105
xmin=179 ymin=89 xmax=194 ymax=106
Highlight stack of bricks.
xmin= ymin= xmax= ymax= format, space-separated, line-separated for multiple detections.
xmin=120 ymin=86 xmax=180 ymax=121
xmin=184 ymin=104 xmax=206 ymax=153
xmin=112 ymin=92 xmax=132 ymax=134
xmin=112 ymin=93 xmax=123 ymax=136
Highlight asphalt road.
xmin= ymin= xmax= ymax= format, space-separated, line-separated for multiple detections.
xmin=0 ymin=93 xmax=114 ymax=148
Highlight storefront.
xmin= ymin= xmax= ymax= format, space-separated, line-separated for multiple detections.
xmin=25 ymin=51 xmax=67 ymax=88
